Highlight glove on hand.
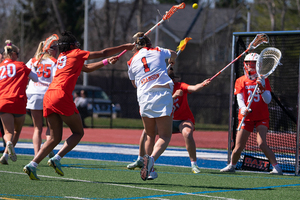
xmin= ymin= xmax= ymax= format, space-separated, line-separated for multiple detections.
xmin=241 ymin=107 xmax=252 ymax=117
xmin=256 ymin=76 xmax=266 ymax=94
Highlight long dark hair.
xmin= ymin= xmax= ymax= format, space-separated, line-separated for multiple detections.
xmin=58 ymin=31 xmax=78 ymax=53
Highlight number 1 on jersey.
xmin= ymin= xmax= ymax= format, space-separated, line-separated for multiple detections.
xmin=141 ymin=57 xmax=150 ymax=72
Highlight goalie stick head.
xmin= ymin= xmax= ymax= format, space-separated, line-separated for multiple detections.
xmin=244 ymin=53 xmax=259 ymax=80
xmin=256 ymin=47 xmax=282 ymax=78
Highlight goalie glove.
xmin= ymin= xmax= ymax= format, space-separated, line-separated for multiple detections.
xmin=256 ymin=76 xmax=266 ymax=94
xmin=240 ymin=107 xmax=252 ymax=117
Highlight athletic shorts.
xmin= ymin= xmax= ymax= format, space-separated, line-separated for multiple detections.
xmin=240 ymin=118 xmax=269 ymax=132
xmin=0 ymin=112 xmax=24 ymax=118
xmin=43 ymin=89 xmax=79 ymax=117
xmin=138 ymin=88 xmax=173 ymax=118
xmin=26 ymin=94 xmax=44 ymax=110
xmin=172 ymin=120 xmax=195 ymax=133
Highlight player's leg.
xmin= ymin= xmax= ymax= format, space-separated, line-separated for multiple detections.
xmin=221 ymin=126 xmax=251 ymax=172
xmin=0 ymin=113 xmax=16 ymax=164
xmin=30 ymin=110 xmax=44 ymax=157
xmin=127 ymin=130 xmax=146 ymax=169
xmin=179 ymin=120 xmax=200 ymax=173
xmin=256 ymin=124 xmax=282 ymax=175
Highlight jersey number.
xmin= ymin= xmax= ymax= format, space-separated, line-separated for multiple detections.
xmin=57 ymin=56 xmax=67 ymax=69
xmin=37 ymin=64 xmax=51 ymax=78
xmin=247 ymin=90 xmax=260 ymax=103
xmin=0 ymin=64 xmax=16 ymax=80
xmin=141 ymin=57 xmax=150 ymax=72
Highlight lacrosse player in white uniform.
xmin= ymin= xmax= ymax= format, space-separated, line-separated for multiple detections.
xmin=127 ymin=32 xmax=177 ymax=180
xmin=26 ymin=40 xmax=58 ymax=157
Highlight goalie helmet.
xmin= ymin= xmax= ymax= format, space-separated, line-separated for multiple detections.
xmin=244 ymin=53 xmax=259 ymax=80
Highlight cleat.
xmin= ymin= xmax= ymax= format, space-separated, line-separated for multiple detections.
xmin=270 ymin=166 xmax=283 ymax=175
xmin=191 ymin=165 xmax=201 ymax=174
xmin=7 ymin=141 xmax=17 ymax=162
xmin=140 ymin=155 xmax=154 ymax=181
xmin=48 ymin=151 xmax=55 ymax=158
xmin=220 ymin=164 xmax=236 ymax=173
xmin=0 ymin=155 xmax=8 ymax=165
xmin=48 ymin=158 xmax=64 ymax=176
xmin=23 ymin=164 xmax=40 ymax=180
xmin=148 ymin=170 xmax=158 ymax=180
xmin=127 ymin=159 xmax=143 ymax=170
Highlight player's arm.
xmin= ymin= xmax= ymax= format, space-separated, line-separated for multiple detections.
xmin=88 ymin=43 xmax=134 ymax=60
xmin=82 ymin=56 xmax=118 ymax=72
xmin=172 ymin=89 xmax=183 ymax=99
xmin=236 ymin=93 xmax=251 ymax=117
xmin=131 ymin=80 xmax=137 ymax=88
xmin=257 ymin=76 xmax=272 ymax=104
xmin=187 ymin=79 xmax=211 ymax=93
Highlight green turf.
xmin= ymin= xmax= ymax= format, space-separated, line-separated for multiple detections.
xmin=0 ymin=155 xmax=299 ymax=199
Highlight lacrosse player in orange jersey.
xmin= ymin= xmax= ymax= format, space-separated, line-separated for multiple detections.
xmin=23 ymin=31 xmax=134 ymax=180
xmin=220 ymin=53 xmax=283 ymax=175
xmin=0 ymin=40 xmax=38 ymax=165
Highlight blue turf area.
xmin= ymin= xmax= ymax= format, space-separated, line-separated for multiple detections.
xmin=0 ymin=142 xmax=228 ymax=170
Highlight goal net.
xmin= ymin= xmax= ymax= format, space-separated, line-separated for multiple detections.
xmin=229 ymin=31 xmax=300 ymax=174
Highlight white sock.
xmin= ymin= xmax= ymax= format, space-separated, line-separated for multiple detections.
xmin=138 ymin=156 xmax=143 ymax=160
xmin=30 ymin=161 xmax=38 ymax=168
xmin=3 ymin=153 xmax=8 ymax=160
xmin=230 ymin=163 xmax=236 ymax=167
xmin=54 ymin=154 xmax=62 ymax=161
xmin=191 ymin=161 xmax=197 ymax=167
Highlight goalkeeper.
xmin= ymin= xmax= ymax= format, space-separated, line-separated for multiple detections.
xmin=220 ymin=53 xmax=283 ymax=175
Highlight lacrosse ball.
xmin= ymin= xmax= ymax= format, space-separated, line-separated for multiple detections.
xmin=192 ymin=3 xmax=198 ymax=9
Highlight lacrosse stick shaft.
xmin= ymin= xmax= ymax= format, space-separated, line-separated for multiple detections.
xmin=117 ymin=3 xmax=185 ymax=58
xmin=117 ymin=19 xmax=165 ymax=58
xmin=167 ymin=50 xmax=181 ymax=70
xmin=209 ymin=50 xmax=248 ymax=81
xmin=237 ymin=84 xmax=259 ymax=131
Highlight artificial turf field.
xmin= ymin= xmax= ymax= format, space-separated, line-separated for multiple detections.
xmin=0 ymin=154 xmax=300 ymax=200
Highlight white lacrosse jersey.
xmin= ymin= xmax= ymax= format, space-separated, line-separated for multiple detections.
xmin=26 ymin=57 xmax=57 ymax=94
xmin=127 ymin=47 xmax=173 ymax=98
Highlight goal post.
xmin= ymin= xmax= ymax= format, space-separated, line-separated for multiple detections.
xmin=228 ymin=31 xmax=300 ymax=175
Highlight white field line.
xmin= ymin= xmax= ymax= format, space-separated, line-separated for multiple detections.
xmin=0 ymin=170 xmax=238 ymax=200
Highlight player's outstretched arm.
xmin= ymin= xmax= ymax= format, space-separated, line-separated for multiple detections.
xmin=88 ymin=43 xmax=134 ymax=60
xmin=82 ymin=56 xmax=118 ymax=72
xmin=187 ymin=79 xmax=211 ymax=93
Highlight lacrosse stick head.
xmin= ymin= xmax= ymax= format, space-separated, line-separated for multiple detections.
xmin=163 ymin=2 xmax=186 ymax=20
xmin=243 ymin=53 xmax=260 ymax=80
xmin=43 ymin=34 xmax=59 ymax=52
xmin=248 ymin=33 xmax=269 ymax=51
xmin=256 ymin=47 xmax=282 ymax=78
xmin=176 ymin=37 xmax=192 ymax=52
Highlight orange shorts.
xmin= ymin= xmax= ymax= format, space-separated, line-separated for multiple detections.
xmin=43 ymin=89 xmax=78 ymax=117
xmin=239 ymin=118 xmax=269 ymax=132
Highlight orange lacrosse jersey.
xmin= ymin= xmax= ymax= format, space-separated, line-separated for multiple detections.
xmin=172 ymin=82 xmax=195 ymax=124
xmin=0 ymin=58 xmax=31 ymax=114
xmin=235 ymin=75 xmax=271 ymax=121
xmin=44 ymin=49 xmax=90 ymax=117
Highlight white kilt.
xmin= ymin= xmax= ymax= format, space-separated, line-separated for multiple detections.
xmin=138 ymin=87 xmax=173 ymax=118
xmin=26 ymin=94 xmax=44 ymax=110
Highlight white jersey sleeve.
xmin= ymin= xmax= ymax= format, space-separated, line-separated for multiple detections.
xmin=127 ymin=46 xmax=173 ymax=98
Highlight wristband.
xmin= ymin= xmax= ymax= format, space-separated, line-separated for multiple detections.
xmin=102 ymin=59 xmax=109 ymax=66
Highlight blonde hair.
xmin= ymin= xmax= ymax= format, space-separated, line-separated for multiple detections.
xmin=133 ymin=32 xmax=152 ymax=50
xmin=34 ymin=41 xmax=55 ymax=60
xmin=3 ymin=40 xmax=19 ymax=59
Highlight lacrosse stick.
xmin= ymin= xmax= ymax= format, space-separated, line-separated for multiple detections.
xmin=209 ymin=33 xmax=269 ymax=81
xmin=237 ymin=47 xmax=282 ymax=131
xmin=117 ymin=2 xmax=186 ymax=58
xmin=167 ymin=37 xmax=192 ymax=70
xmin=35 ymin=34 xmax=59 ymax=67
